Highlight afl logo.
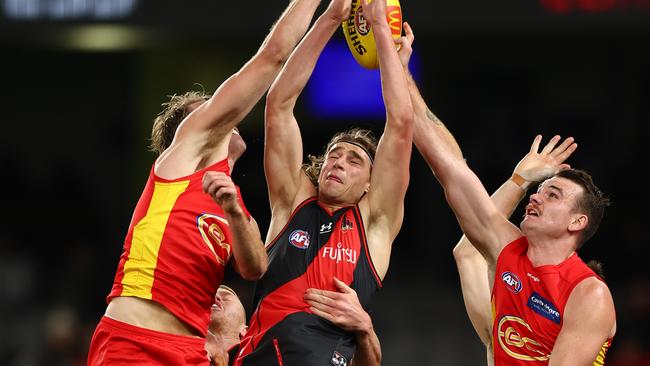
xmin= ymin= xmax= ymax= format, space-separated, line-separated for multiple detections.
xmin=289 ymin=230 xmax=310 ymax=249
xmin=354 ymin=7 xmax=369 ymax=36
xmin=502 ymin=271 xmax=523 ymax=294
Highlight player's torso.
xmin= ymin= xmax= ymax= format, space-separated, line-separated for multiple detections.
xmin=109 ymin=158 xmax=239 ymax=335
xmin=235 ymin=198 xmax=381 ymax=366
xmin=257 ymin=198 xmax=380 ymax=309
xmin=492 ymin=238 xmax=596 ymax=365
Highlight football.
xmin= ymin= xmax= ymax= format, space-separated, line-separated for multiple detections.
xmin=341 ymin=0 xmax=403 ymax=69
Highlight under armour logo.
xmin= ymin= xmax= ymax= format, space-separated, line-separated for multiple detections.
xmin=320 ymin=222 xmax=333 ymax=234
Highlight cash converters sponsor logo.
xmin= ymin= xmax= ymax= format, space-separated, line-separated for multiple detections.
xmin=501 ymin=271 xmax=523 ymax=294
xmin=197 ymin=214 xmax=231 ymax=266
xmin=497 ymin=315 xmax=550 ymax=362
xmin=289 ymin=229 xmax=311 ymax=249
xmin=527 ymin=292 xmax=561 ymax=324
xmin=323 ymin=243 xmax=358 ymax=264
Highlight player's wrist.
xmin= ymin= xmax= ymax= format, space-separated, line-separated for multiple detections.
xmin=510 ymin=173 xmax=532 ymax=192
xmin=224 ymin=203 xmax=245 ymax=218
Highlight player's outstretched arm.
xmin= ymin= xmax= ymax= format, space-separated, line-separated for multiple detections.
xmin=549 ymin=278 xmax=615 ymax=366
xmin=454 ymin=135 xmax=578 ymax=347
xmin=203 ymin=172 xmax=267 ymax=280
xmin=304 ymin=278 xmax=381 ymax=366
xmin=173 ymin=0 xmax=323 ymax=157
xmin=396 ymin=22 xmax=464 ymax=164
xmin=361 ymin=0 xmax=414 ymax=280
xmin=264 ymin=0 xmax=352 ymax=219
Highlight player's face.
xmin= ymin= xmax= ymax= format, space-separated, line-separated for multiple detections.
xmin=317 ymin=142 xmax=372 ymax=205
xmin=520 ymin=176 xmax=585 ymax=239
xmin=208 ymin=286 xmax=246 ymax=340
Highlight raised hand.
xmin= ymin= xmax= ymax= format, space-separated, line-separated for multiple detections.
xmin=395 ymin=21 xmax=414 ymax=69
xmin=513 ymin=134 xmax=578 ymax=185
xmin=360 ymin=0 xmax=386 ymax=27
xmin=304 ymin=278 xmax=372 ymax=334
xmin=202 ymin=171 xmax=242 ymax=216
xmin=324 ymin=0 xmax=352 ymax=22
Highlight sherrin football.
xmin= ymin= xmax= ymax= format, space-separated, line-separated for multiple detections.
xmin=342 ymin=0 xmax=402 ymax=69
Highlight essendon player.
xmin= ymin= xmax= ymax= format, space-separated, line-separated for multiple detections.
xmin=209 ymin=0 xmax=413 ymax=364
xmin=87 ymin=1 xmax=325 ymax=364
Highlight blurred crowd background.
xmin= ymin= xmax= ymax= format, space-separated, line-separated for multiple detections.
xmin=1 ymin=0 xmax=649 ymax=365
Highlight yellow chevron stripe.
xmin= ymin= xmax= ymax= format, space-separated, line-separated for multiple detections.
xmin=120 ymin=180 xmax=189 ymax=298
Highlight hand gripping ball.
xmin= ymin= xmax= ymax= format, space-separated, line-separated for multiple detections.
xmin=341 ymin=0 xmax=403 ymax=69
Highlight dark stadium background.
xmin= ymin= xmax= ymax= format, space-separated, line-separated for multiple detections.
xmin=1 ymin=1 xmax=648 ymax=365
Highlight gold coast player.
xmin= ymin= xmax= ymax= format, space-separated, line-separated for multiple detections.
xmin=452 ymin=135 xmax=580 ymax=366
xmin=87 ymin=1 xmax=325 ymax=364
xmin=209 ymin=0 xmax=414 ymax=364
xmin=400 ymin=26 xmax=617 ymax=365
xmin=395 ymin=23 xmax=615 ymax=365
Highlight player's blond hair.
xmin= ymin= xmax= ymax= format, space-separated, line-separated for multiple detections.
xmin=303 ymin=128 xmax=378 ymax=186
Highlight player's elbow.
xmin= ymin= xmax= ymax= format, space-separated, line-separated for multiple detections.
xmin=240 ymin=257 xmax=269 ymax=281
xmin=258 ymin=39 xmax=290 ymax=67
xmin=387 ymin=108 xmax=414 ymax=132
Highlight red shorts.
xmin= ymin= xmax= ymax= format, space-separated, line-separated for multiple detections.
xmin=87 ymin=316 xmax=209 ymax=365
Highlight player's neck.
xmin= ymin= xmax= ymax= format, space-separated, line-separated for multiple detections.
xmin=526 ymin=237 xmax=576 ymax=267
xmin=317 ymin=198 xmax=352 ymax=214
xmin=228 ymin=157 xmax=235 ymax=174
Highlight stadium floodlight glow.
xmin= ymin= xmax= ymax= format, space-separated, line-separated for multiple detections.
xmin=60 ymin=25 xmax=149 ymax=51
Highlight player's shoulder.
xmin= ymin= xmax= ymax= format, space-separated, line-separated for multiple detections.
xmin=571 ymin=277 xmax=612 ymax=300
xmin=567 ymin=276 xmax=614 ymax=317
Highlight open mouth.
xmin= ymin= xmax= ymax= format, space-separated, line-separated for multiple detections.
xmin=211 ymin=301 xmax=223 ymax=313
xmin=525 ymin=206 xmax=540 ymax=217
xmin=327 ymin=175 xmax=343 ymax=184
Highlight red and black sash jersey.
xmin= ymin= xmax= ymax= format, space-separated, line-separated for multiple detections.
xmin=492 ymin=237 xmax=613 ymax=365
xmin=108 ymin=158 xmax=250 ymax=336
xmin=232 ymin=197 xmax=382 ymax=366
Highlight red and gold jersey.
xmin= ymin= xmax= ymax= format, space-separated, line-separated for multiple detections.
xmin=492 ymin=237 xmax=612 ymax=365
xmin=107 ymin=158 xmax=249 ymax=336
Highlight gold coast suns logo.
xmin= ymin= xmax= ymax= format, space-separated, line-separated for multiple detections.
xmin=497 ymin=315 xmax=550 ymax=362
xmin=197 ymin=214 xmax=231 ymax=266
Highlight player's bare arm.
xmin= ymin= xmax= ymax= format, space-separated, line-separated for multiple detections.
xmin=454 ymin=135 xmax=578 ymax=347
xmin=264 ymin=0 xmax=352 ymax=242
xmin=358 ymin=0 xmax=414 ymax=281
xmin=156 ymin=0 xmax=322 ymax=179
xmin=203 ymin=172 xmax=267 ymax=279
xmin=548 ymin=278 xmax=616 ymax=366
